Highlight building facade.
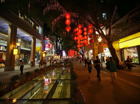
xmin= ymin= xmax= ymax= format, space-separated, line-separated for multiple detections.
xmin=0 ymin=9 xmax=45 ymax=71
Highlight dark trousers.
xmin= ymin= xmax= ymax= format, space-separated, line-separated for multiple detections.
xmin=96 ymin=69 xmax=101 ymax=80
xmin=20 ymin=65 xmax=24 ymax=75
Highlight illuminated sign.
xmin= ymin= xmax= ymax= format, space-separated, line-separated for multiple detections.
xmin=113 ymin=32 xmax=140 ymax=49
xmin=44 ymin=38 xmax=53 ymax=51
xmin=119 ymin=37 xmax=140 ymax=48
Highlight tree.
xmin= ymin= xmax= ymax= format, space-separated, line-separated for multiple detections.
xmin=88 ymin=6 xmax=120 ymax=64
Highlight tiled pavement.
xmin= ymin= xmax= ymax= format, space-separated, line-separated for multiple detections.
xmin=73 ymin=60 xmax=140 ymax=104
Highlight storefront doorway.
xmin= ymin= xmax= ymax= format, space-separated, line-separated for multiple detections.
xmin=123 ymin=47 xmax=139 ymax=64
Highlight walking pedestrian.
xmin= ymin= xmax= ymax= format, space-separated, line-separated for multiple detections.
xmin=19 ymin=60 xmax=24 ymax=75
xmin=87 ymin=59 xmax=92 ymax=79
xmin=106 ymin=57 xmax=117 ymax=82
xmin=94 ymin=56 xmax=101 ymax=81
xmin=84 ymin=58 xmax=88 ymax=67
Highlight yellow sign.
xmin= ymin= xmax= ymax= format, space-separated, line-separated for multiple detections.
xmin=119 ymin=37 xmax=140 ymax=48
xmin=13 ymin=48 xmax=18 ymax=55
xmin=113 ymin=32 xmax=140 ymax=49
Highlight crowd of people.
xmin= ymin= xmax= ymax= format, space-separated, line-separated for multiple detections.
xmin=78 ymin=56 xmax=134 ymax=82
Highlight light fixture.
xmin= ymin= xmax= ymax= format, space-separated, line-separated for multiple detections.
xmin=16 ymin=42 xmax=20 ymax=47
xmin=43 ymin=52 xmax=46 ymax=57
xmin=98 ymin=36 xmax=102 ymax=42
xmin=13 ymin=48 xmax=18 ymax=55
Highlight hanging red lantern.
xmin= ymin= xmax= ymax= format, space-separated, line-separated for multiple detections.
xmin=84 ymin=40 xmax=88 ymax=45
xmin=84 ymin=32 xmax=87 ymax=35
xmin=78 ymin=29 xmax=82 ymax=34
xmin=74 ymin=37 xmax=77 ymax=40
xmin=77 ymin=44 xmax=81 ymax=48
xmin=83 ymin=27 xmax=87 ymax=31
xmin=78 ymin=24 xmax=82 ymax=29
xmin=88 ymin=24 xmax=93 ymax=29
xmin=65 ymin=26 xmax=71 ymax=32
xmin=65 ymin=13 xmax=71 ymax=19
xmin=81 ymin=40 xmax=85 ymax=44
xmin=84 ymin=36 xmax=88 ymax=39
xmin=88 ymin=29 xmax=93 ymax=34
xmin=65 ymin=19 xmax=71 ymax=25
xmin=77 ymin=40 xmax=80 ymax=44
xmin=90 ymin=39 xmax=94 ymax=43
xmin=78 ymin=35 xmax=82 ymax=39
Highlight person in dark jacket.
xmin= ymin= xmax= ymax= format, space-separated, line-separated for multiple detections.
xmin=106 ymin=57 xmax=117 ymax=82
xmin=19 ymin=60 xmax=24 ymax=75
xmin=94 ymin=56 xmax=101 ymax=81
xmin=87 ymin=59 xmax=92 ymax=79
xmin=125 ymin=56 xmax=133 ymax=70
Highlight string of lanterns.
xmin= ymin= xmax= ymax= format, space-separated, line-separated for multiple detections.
xmin=73 ymin=24 xmax=94 ymax=50
xmin=64 ymin=12 xmax=96 ymax=51
xmin=65 ymin=13 xmax=71 ymax=32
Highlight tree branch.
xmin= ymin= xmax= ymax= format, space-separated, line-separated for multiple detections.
xmin=108 ymin=6 xmax=117 ymax=38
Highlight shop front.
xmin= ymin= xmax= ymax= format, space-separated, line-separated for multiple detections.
xmin=113 ymin=32 xmax=140 ymax=64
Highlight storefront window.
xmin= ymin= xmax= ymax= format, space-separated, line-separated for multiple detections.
xmin=124 ymin=47 xmax=139 ymax=64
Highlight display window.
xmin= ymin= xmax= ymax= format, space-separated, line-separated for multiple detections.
xmin=123 ymin=47 xmax=139 ymax=64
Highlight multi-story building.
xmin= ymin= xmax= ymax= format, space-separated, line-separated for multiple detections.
xmin=0 ymin=8 xmax=44 ymax=71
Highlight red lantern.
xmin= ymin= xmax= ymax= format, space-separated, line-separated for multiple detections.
xmin=78 ymin=29 xmax=82 ymax=34
xmin=65 ymin=19 xmax=71 ymax=25
xmin=77 ymin=44 xmax=81 ymax=48
xmin=88 ymin=29 xmax=93 ymax=34
xmin=78 ymin=35 xmax=82 ymax=39
xmin=83 ymin=27 xmax=87 ymax=31
xmin=90 ymin=39 xmax=94 ymax=43
xmin=74 ymin=37 xmax=77 ymax=40
xmin=88 ymin=24 xmax=93 ymax=29
xmin=84 ymin=40 xmax=88 ymax=45
xmin=65 ymin=26 xmax=71 ymax=32
xmin=65 ymin=13 xmax=71 ymax=19
xmin=84 ymin=36 xmax=88 ymax=39
xmin=84 ymin=32 xmax=87 ymax=35
xmin=77 ymin=40 xmax=80 ymax=44
xmin=78 ymin=24 xmax=82 ymax=29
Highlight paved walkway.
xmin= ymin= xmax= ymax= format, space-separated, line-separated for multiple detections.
xmin=0 ymin=62 xmax=53 ymax=82
xmin=0 ymin=64 xmax=39 ymax=82
xmin=0 ymin=64 xmax=32 ymax=72
xmin=73 ymin=60 xmax=140 ymax=104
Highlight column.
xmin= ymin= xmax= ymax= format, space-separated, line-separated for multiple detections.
xmin=5 ymin=24 xmax=17 ymax=71
xmin=30 ymin=37 xmax=36 ymax=66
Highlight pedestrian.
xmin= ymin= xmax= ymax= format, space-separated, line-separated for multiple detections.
xmin=106 ymin=57 xmax=117 ymax=82
xmin=39 ymin=59 xmax=43 ymax=68
xmin=94 ymin=56 xmax=101 ymax=81
xmin=125 ymin=56 xmax=133 ymax=70
xmin=84 ymin=58 xmax=87 ymax=67
xmin=19 ymin=60 xmax=24 ymax=75
xmin=87 ymin=59 xmax=92 ymax=79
